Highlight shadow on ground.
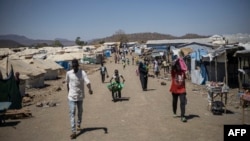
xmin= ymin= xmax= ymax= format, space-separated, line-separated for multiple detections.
xmin=77 ymin=127 xmax=108 ymax=137
xmin=0 ymin=121 xmax=20 ymax=128
xmin=144 ymin=89 xmax=156 ymax=91
xmin=186 ymin=114 xmax=200 ymax=120
xmin=116 ymin=97 xmax=130 ymax=102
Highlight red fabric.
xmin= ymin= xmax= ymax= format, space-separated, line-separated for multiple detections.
xmin=170 ymin=70 xmax=186 ymax=94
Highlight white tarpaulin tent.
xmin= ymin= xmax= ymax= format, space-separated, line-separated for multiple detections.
xmin=0 ymin=58 xmax=45 ymax=88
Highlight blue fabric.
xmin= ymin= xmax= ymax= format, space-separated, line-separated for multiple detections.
xmin=190 ymin=49 xmax=208 ymax=61
xmin=200 ymin=63 xmax=208 ymax=85
xmin=56 ymin=61 xmax=70 ymax=70
xmin=105 ymin=50 xmax=111 ymax=57
xmin=189 ymin=49 xmax=208 ymax=85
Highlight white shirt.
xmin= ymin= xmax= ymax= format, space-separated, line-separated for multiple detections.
xmin=66 ymin=69 xmax=90 ymax=101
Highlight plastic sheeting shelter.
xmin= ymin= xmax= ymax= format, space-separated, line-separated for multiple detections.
xmin=0 ymin=66 xmax=22 ymax=109
xmin=104 ymin=50 xmax=111 ymax=57
xmin=56 ymin=61 xmax=70 ymax=70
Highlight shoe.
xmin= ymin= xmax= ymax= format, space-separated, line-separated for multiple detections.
xmin=70 ymin=132 xmax=76 ymax=139
xmin=77 ymin=125 xmax=81 ymax=131
xmin=173 ymin=114 xmax=178 ymax=118
xmin=181 ymin=117 xmax=187 ymax=122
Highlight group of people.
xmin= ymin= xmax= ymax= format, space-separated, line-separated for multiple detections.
xmin=65 ymin=57 xmax=188 ymax=139
xmin=137 ymin=57 xmax=187 ymax=122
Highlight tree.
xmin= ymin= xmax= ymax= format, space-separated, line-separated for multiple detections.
xmin=99 ymin=40 xmax=105 ymax=44
xmin=114 ymin=29 xmax=128 ymax=44
xmin=52 ymin=40 xmax=63 ymax=47
xmin=75 ymin=37 xmax=86 ymax=46
xmin=35 ymin=43 xmax=49 ymax=48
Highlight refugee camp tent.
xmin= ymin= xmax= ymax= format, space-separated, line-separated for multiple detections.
xmin=134 ymin=47 xmax=142 ymax=55
xmin=175 ymin=42 xmax=213 ymax=85
xmin=45 ymin=59 xmax=65 ymax=75
xmin=104 ymin=49 xmax=112 ymax=57
xmin=0 ymin=65 xmax=27 ymax=96
xmin=0 ymin=58 xmax=46 ymax=88
xmin=46 ymin=53 xmax=76 ymax=70
xmin=188 ymin=49 xmax=209 ymax=85
xmin=24 ymin=59 xmax=63 ymax=80
xmin=0 ymin=48 xmax=15 ymax=59
xmin=0 ymin=66 xmax=22 ymax=109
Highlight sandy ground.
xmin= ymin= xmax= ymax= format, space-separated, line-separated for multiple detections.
xmin=0 ymin=54 xmax=249 ymax=141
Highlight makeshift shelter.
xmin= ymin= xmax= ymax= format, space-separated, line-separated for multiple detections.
xmin=188 ymin=49 xmax=209 ymax=85
xmin=176 ymin=43 xmax=215 ymax=85
xmin=46 ymin=53 xmax=77 ymax=70
xmin=233 ymin=43 xmax=250 ymax=89
xmin=104 ymin=49 xmax=112 ymax=57
xmin=0 ymin=48 xmax=15 ymax=59
xmin=202 ymin=45 xmax=245 ymax=87
xmin=0 ymin=66 xmax=22 ymax=109
xmin=24 ymin=59 xmax=63 ymax=80
xmin=134 ymin=47 xmax=142 ymax=55
xmin=45 ymin=59 xmax=65 ymax=75
xmin=0 ymin=58 xmax=46 ymax=88
xmin=56 ymin=61 xmax=70 ymax=70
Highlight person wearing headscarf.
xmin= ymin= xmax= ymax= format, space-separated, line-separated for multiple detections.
xmin=169 ymin=58 xmax=187 ymax=122
xmin=138 ymin=61 xmax=148 ymax=91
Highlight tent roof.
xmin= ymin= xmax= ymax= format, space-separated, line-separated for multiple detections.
xmin=0 ymin=58 xmax=46 ymax=77
xmin=233 ymin=50 xmax=250 ymax=57
xmin=0 ymin=48 xmax=15 ymax=56
xmin=46 ymin=52 xmax=84 ymax=61
xmin=23 ymin=59 xmax=63 ymax=71
xmin=180 ymin=48 xmax=193 ymax=57
xmin=146 ymin=38 xmax=213 ymax=45
xmin=202 ymin=45 xmax=245 ymax=61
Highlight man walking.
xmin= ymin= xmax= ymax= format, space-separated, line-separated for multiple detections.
xmin=66 ymin=59 xmax=93 ymax=139
xmin=99 ymin=63 xmax=109 ymax=83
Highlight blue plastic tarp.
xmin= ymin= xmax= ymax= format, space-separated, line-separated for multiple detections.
xmin=56 ymin=61 xmax=70 ymax=70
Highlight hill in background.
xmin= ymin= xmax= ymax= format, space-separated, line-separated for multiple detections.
xmin=89 ymin=33 xmax=209 ymax=44
xmin=0 ymin=33 xmax=210 ymax=48
xmin=0 ymin=34 xmax=76 ymax=48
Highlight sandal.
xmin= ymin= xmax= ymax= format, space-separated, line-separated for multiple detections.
xmin=70 ymin=132 xmax=76 ymax=139
xmin=181 ymin=117 xmax=187 ymax=122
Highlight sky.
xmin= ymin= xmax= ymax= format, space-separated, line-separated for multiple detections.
xmin=0 ymin=0 xmax=250 ymax=41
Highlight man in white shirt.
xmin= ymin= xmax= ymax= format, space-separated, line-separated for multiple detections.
xmin=66 ymin=59 xmax=93 ymax=139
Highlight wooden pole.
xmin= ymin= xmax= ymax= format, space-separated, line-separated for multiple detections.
xmin=224 ymin=51 xmax=228 ymax=85
xmin=6 ymin=53 xmax=9 ymax=76
xmin=238 ymin=57 xmax=242 ymax=91
xmin=209 ymin=61 xmax=211 ymax=81
xmin=215 ymin=57 xmax=217 ymax=82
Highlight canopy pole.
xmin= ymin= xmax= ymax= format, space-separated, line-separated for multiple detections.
xmin=238 ymin=57 xmax=242 ymax=91
xmin=6 ymin=53 xmax=9 ymax=76
xmin=215 ymin=57 xmax=217 ymax=82
xmin=225 ymin=51 xmax=228 ymax=85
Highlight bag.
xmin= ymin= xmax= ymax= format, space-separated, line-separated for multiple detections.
xmin=211 ymin=101 xmax=224 ymax=115
xmin=178 ymin=58 xmax=187 ymax=71
xmin=107 ymin=82 xmax=124 ymax=92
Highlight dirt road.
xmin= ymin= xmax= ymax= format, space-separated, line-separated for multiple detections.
xmin=0 ymin=55 xmax=249 ymax=141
